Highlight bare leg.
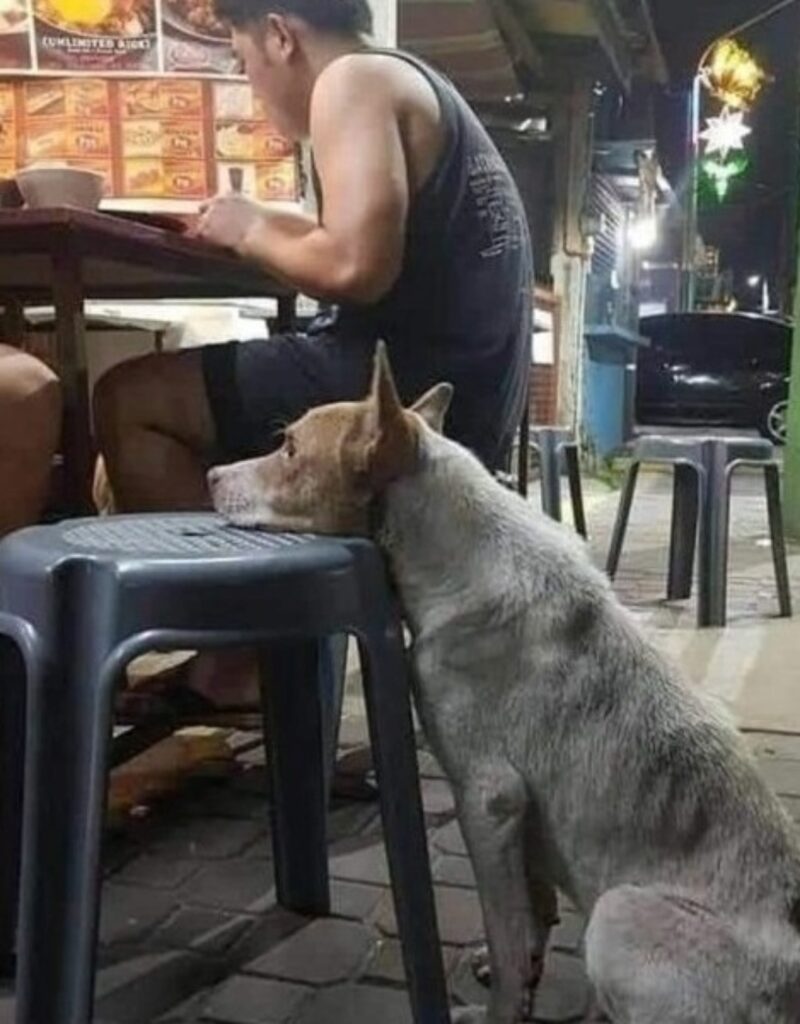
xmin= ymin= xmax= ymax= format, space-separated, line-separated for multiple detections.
xmin=93 ymin=349 xmax=214 ymax=511
xmin=0 ymin=345 xmax=61 ymax=536
xmin=585 ymin=885 xmax=799 ymax=1023
xmin=94 ymin=349 xmax=259 ymax=707
xmin=452 ymin=761 xmax=552 ymax=1024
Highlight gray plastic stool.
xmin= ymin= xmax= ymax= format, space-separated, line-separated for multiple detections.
xmin=0 ymin=514 xmax=450 ymax=1024
xmin=529 ymin=427 xmax=588 ymax=537
xmin=606 ymin=436 xmax=793 ymax=627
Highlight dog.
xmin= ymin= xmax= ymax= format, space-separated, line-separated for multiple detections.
xmin=208 ymin=345 xmax=800 ymax=1023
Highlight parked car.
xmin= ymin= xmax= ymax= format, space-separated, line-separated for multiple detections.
xmin=636 ymin=312 xmax=791 ymax=444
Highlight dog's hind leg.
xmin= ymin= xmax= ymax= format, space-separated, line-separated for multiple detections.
xmin=452 ymin=761 xmax=552 ymax=1024
xmin=585 ymin=884 xmax=751 ymax=1024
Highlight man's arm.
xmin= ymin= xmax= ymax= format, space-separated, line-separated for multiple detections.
xmin=238 ymin=57 xmax=409 ymax=303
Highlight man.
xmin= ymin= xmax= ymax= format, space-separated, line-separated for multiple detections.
xmin=95 ymin=0 xmax=532 ymax=710
xmin=0 ymin=345 xmax=60 ymax=538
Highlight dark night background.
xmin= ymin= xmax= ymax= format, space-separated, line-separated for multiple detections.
xmin=651 ymin=0 xmax=800 ymax=308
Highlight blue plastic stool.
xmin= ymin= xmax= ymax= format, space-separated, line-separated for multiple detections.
xmin=0 ymin=514 xmax=450 ymax=1024
xmin=606 ymin=435 xmax=793 ymax=627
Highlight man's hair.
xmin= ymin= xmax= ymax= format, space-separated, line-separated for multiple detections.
xmin=214 ymin=0 xmax=373 ymax=35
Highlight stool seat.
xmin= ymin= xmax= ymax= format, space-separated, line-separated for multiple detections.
xmin=606 ymin=435 xmax=792 ymax=627
xmin=632 ymin=434 xmax=775 ymax=466
xmin=0 ymin=514 xmax=450 ymax=1024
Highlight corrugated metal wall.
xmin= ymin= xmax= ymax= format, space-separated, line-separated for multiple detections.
xmin=588 ymin=174 xmax=625 ymax=279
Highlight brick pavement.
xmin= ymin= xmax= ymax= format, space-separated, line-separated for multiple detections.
xmin=0 ymin=470 xmax=798 ymax=1023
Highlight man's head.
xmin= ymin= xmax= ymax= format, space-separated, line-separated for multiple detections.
xmin=214 ymin=0 xmax=372 ymax=139
xmin=208 ymin=344 xmax=453 ymax=535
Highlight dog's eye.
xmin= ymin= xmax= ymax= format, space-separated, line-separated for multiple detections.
xmin=283 ymin=435 xmax=296 ymax=459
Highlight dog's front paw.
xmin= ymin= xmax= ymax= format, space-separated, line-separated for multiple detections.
xmin=451 ymin=1005 xmax=487 ymax=1024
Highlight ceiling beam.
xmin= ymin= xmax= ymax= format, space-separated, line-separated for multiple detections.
xmin=484 ymin=0 xmax=546 ymax=82
xmin=585 ymin=0 xmax=635 ymax=91
xmin=637 ymin=0 xmax=669 ymax=84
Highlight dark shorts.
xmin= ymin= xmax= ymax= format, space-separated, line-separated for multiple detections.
xmin=202 ymin=332 xmax=375 ymax=463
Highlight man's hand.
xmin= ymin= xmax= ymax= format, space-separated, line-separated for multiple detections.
xmin=193 ymin=194 xmax=267 ymax=253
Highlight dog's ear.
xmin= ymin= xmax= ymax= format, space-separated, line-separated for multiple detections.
xmin=369 ymin=341 xmax=404 ymax=425
xmin=411 ymin=383 xmax=453 ymax=434
xmin=361 ymin=342 xmax=417 ymax=486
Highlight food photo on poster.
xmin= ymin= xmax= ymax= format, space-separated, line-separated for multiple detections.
xmin=0 ymin=0 xmax=32 ymax=69
xmin=162 ymin=0 xmax=238 ymax=76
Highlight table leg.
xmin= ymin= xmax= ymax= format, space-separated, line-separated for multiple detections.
xmin=0 ymin=295 xmax=25 ymax=346
xmin=52 ymin=249 xmax=93 ymax=514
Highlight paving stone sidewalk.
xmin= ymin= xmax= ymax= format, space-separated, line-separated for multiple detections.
xmin=1 ymin=470 xmax=798 ymax=1024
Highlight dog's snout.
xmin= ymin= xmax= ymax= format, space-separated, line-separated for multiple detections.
xmin=207 ymin=467 xmax=223 ymax=488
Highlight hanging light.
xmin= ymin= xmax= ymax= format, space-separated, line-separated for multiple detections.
xmin=702 ymin=155 xmax=748 ymax=201
xmin=629 ymin=215 xmax=658 ymax=251
xmin=699 ymin=38 xmax=767 ymax=111
xmin=700 ymin=108 xmax=752 ymax=161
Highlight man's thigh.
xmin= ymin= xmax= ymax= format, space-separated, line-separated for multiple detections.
xmin=203 ymin=332 xmax=373 ymax=462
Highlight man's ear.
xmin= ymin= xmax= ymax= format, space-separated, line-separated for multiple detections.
xmin=410 ymin=383 xmax=454 ymax=433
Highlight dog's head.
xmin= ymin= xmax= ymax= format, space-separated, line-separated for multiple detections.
xmin=208 ymin=343 xmax=453 ymax=534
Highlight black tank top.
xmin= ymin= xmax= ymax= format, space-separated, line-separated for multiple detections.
xmin=321 ymin=49 xmax=533 ymax=470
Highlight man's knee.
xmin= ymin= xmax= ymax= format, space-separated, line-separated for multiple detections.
xmin=93 ymin=353 xmax=160 ymax=445
xmin=93 ymin=349 xmax=213 ymax=456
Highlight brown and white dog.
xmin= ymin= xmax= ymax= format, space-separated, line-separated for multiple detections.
xmin=209 ymin=345 xmax=800 ymax=1024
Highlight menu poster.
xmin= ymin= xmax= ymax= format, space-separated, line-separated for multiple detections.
xmin=0 ymin=82 xmax=15 ymax=180
xmin=0 ymin=77 xmax=299 ymax=203
xmin=33 ymin=0 xmax=158 ymax=72
xmin=0 ymin=0 xmax=244 ymax=75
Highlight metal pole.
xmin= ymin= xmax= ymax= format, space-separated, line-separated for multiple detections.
xmin=682 ymin=75 xmax=701 ymax=311
xmin=783 ymin=81 xmax=800 ymax=536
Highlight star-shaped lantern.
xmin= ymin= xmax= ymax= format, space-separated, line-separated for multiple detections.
xmin=700 ymin=108 xmax=752 ymax=161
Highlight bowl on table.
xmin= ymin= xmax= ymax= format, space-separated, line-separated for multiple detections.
xmin=14 ymin=166 xmax=106 ymax=211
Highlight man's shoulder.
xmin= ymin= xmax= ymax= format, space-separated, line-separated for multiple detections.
xmin=315 ymin=50 xmax=426 ymax=107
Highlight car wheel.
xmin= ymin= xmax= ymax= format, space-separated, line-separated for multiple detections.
xmin=760 ymin=399 xmax=788 ymax=445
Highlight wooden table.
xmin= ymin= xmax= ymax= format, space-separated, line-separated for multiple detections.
xmin=0 ymin=208 xmax=296 ymax=512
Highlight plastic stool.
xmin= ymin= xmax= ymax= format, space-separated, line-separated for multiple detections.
xmin=529 ymin=427 xmax=588 ymax=537
xmin=606 ymin=436 xmax=793 ymax=627
xmin=0 ymin=514 xmax=450 ymax=1024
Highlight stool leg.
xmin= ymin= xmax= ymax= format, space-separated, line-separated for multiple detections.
xmin=15 ymin=641 xmax=116 ymax=1024
xmin=358 ymin=627 xmax=450 ymax=1024
xmin=538 ymin=433 xmax=562 ymax=522
xmin=517 ymin=399 xmax=530 ymax=498
xmin=0 ymin=638 xmax=24 ymax=979
xmin=698 ymin=447 xmax=729 ymax=628
xmin=260 ymin=639 xmax=330 ymax=917
xmin=564 ymin=445 xmax=587 ymax=538
xmin=319 ymin=634 xmax=349 ymax=799
xmin=606 ymin=462 xmax=640 ymax=579
xmin=667 ymin=464 xmax=699 ymax=601
xmin=764 ymin=465 xmax=793 ymax=618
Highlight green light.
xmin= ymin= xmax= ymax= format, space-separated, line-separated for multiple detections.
xmin=701 ymin=154 xmax=749 ymax=200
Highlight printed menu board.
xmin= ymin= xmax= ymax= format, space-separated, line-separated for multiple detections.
xmin=0 ymin=77 xmax=299 ymax=203
xmin=0 ymin=0 xmax=239 ymax=76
